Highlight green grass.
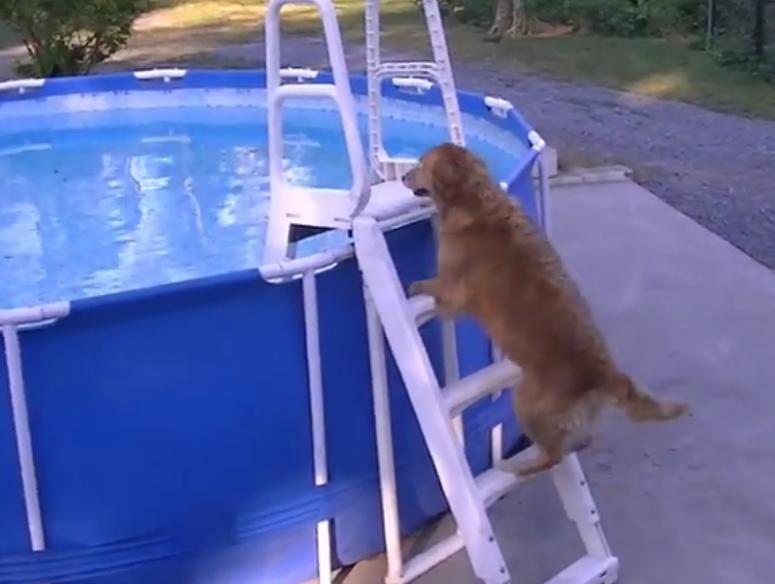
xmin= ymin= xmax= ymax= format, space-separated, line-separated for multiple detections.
xmin=132 ymin=0 xmax=775 ymax=119
xmin=438 ymin=28 xmax=775 ymax=119
xmin=0 ymin=21 xmax=20 ymax=49
xmin=142 ymin=0 xmax=414 ymax=37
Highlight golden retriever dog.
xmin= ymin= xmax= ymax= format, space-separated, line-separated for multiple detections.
xmin=402 ymin=143 xmax=688 ymax=477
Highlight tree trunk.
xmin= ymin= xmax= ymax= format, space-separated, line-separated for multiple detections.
xmin=485 ymin=0 xmax=529 ymax=42
xmin=753 ymin=0 xmax=766 ymax=56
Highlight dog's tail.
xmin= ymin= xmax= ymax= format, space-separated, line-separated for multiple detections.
xmin=609 ymin=373 xmax=688 ymax=422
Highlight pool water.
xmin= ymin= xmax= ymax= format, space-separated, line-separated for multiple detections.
xmin=0 ymin=100 xmax=526 ymax=309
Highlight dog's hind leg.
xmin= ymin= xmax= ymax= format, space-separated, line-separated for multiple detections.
xmin=512 ymin=378 xmax=567 ymax=477
xmin=516 ymin=441 xmax=565 ymax=477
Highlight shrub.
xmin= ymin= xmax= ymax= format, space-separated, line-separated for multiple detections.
xmin=0 ymin=0 xmax=148 ymax=77
xmin=562 ymin=0 xmax=702 ymax=37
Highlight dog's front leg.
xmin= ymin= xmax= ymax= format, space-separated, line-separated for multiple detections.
xmin=408 ymin=278 xmax=440 ymax=298
xmin=408 ymin=278 xmax=462 ymax=316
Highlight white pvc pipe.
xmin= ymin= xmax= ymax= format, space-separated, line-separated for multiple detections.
xmin=268 ymin=82 xmax=369 ymax=218
xmin=260 ymin=207 xmax=435 ymax=283
xmin=483 ymin=95 xmax=513 ymax=118
xmin=265 ymin=0 xmax=370 ymax=218
xmin=0 ymin=302 xmax=70 ymax=327
xmin=133 ymin=68 xmax=187 ymax=81
xmin=279 ymin=66 xmax=320 ymax=80
xmin=2 ymin=324 xmax=45 ymax=551
xmin=0 ymin=78 xmax=45 ymax=94
xmin=364 ymin=291 xmax=403 ymax=581
xmin=392 ymin=77 xmax=433 ymax=92
xmin=490 ymin=344 xmax=504 ymax=464
xmin=537 ymin=152 xmax=552 ymax=235
xmin=260 ymin=246 xmax=354 ymax=281
xmin=442 ymin=318 xmax=464 ymax=445
xmin=302 ymin=271 xmax=332 ymax=584
xmin=527 ymin=130 xmax=551 ymax=235
xmin=400 ymin=533 xmax=465 ymax=582
xmin=432 ymin=212 xmax=464 ymax=447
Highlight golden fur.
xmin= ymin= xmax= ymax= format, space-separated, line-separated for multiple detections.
xmin=403 ymin=143 xmax=688 ymax=476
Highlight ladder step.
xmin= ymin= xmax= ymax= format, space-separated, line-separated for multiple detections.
xmin=376 ymin=61 xmax=440 ymax=80
xmin=399 ymin=533 xmax=465 ymax=583
xmin=476 ymin=444 xmax=540 ymax=506
xmin=400 ymin=448 xmax=595 ymax=583
xmin=444 ymin=360 xmax=521 ymax=416
xmin=545 ymin=555 xmax=619 ymax=584
xmin=405 ymin=544 xmax=617 ymax=584
xmin=408 ymin=294 xmax=436 ymax=325
xmin=398 ymin=449 xmax=612 ymax=584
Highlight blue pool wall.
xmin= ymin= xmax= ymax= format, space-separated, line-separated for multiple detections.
xmin=0 ymin=70 xmax=541 ymax=583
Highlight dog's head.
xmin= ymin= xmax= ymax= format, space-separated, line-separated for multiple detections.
xmin=402 ymin=143 xmax=491 ymax=211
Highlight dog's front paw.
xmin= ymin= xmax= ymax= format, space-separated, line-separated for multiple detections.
xmin=408 ymin=279 xmax=434 ymax=298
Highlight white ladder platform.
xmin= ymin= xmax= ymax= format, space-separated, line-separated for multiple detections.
xmin=365 ymin=180 xmax=433 ymax=222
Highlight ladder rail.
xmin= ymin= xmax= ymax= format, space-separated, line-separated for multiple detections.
xmin=365 ymin=0 xmax=384 ymax=175
xmin=264 ymin=0 xmax=370 ymax=264
xmin=365 ymin=0 xmax=465 ymax=180
xmin=420 ymin=0 xmax=464 ymax=146
xmin=302 ymin=271 xmax=333 ymax=584
xmin=354 ymin=215 xmax=509 ymax=584
xmin=365 ymin=291 xmax=404 ymax=582
xmin=2 ymin=323 xmax=46 ymax=552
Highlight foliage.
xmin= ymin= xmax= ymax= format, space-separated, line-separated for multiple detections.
xmin=432 ymin=0 xmax=770 ymax=80
xmin=437 ymin=0 xmax=711 ymax=37
xmin=0 ymin=0 xmax=147 ymax=77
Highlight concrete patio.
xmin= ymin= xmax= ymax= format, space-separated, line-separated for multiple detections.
xmin=338 ymin=176 xmax=775 ymax=583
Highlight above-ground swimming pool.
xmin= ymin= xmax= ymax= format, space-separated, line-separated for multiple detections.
xmin=0 ymin=70 xmax=541 ymax=583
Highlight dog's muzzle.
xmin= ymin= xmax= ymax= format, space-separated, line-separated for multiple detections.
xmin=402 ymin=170 xmax=429 ymax=197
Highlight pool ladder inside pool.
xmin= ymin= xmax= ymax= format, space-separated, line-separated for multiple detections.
xmin=365 ymin=0 xmax=466 ymax=180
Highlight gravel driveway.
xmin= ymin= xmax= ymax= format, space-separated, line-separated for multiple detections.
xmin=453 ymin=63 xmax=775 ymax=269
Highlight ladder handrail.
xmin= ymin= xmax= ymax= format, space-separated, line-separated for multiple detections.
xmin=366 ymin=0 xmax=465 ymax=179
xmin=265 ymin=0 xmax=370 ymax=223
xmin=267 ymin=83 xmax=369 ymax=213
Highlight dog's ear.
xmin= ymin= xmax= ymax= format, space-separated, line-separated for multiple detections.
xmin=475 ymin=186 xmax=501 ymax=210
xmin=429 ymin=144 xmax=470 ymax=197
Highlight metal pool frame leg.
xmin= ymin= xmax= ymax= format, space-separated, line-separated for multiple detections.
xmin=1 ymin=303 xmax=70 ymax=555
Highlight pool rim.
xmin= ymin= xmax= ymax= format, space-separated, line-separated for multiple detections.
xmin=0 ymin=68 xmax=544 ymax=321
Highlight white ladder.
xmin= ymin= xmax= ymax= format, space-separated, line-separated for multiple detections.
xmin=365 ymin=0 xmax=465 ymax=179
xmin=264 ymin=0 xmax=618 ymax=581
xmin=354 ymin=215 xmax=619 ymax=584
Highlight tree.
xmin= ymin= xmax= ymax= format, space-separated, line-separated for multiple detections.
xmin=752 ymin=0 xmax=766 ymax=56
xmin=486 ymin=0 xmax=530 ymax=41
xmin=0 ymin=0 xmax=147 ymax=77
